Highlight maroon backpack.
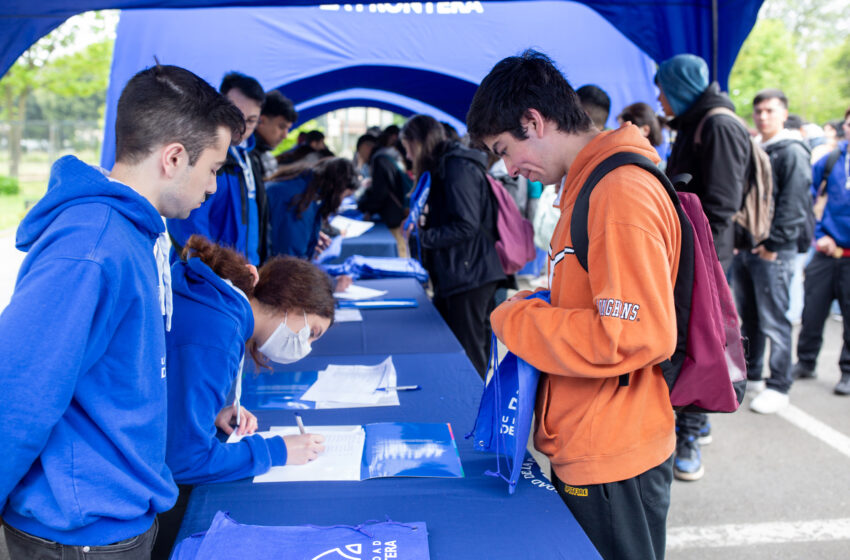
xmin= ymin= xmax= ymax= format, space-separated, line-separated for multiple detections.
xmin=570 ymin=152 xmax=746 ymax=413
xmin=483 ymin=173 xmax=536 ymax=275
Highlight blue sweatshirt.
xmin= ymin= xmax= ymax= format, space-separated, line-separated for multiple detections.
xmin=813 ymin=140 xmax=850 ymax=248
xmin=266 ymin=171 xmax=321 ymax=259
xmin=0 ymin=156 xmax=177 ymax=545
xmin=166 ymin=256 xmax=287 ymax=484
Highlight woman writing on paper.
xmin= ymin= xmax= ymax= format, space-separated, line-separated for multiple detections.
xmin=265 ymin=157 xmax=358 ymax=259
xmin=153 ymin=235 xmax=333 ymax=558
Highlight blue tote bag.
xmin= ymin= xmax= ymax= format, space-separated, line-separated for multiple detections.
xmin=172 ymin=511 xmax=429 ymax=560
xmin=467 ymin=290 xmax=550 ymax=494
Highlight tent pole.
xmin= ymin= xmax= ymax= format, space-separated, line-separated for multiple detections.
xmin=711 ymin=0 xmax=719 ymax=82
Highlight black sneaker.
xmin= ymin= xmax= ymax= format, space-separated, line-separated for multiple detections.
xmin=835 ymin=374 xmax=850 ymax=396
xmin=673 ymin=435 xmax=704 ymax=481
xmin=792 ymin=362 xmax=817 ymax=380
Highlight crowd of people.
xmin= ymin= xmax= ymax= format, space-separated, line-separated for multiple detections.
xmin=0 ymin=49 xmax=847 ymax=560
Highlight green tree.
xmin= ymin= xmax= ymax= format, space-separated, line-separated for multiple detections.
xmin=0 ymin=13 xmax=113 ymax=178
xmin=728 ymin=19 xmax=802 ymax=122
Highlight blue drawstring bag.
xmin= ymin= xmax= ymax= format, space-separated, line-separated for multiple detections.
xmin=404 ymin=172 xmax=430 ymax=263
xmin=172 ymin=511 xmax=429 ymax=560
xmin=467 ymin=290 xmax=549 ymax=494
xmin=323 ymin=255 xmax=429 ymax=283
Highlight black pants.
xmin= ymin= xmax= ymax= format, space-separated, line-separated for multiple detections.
xmin=4 ymin=520 xmax=157 ymax=560
xmin=797 ymin=252 xmax=850 ymax=375
xmin=151 ymin=485 xmax=193 ymax=560
xmin=434 ymin=281 xmax=498 ymax=378
xmin=551 ymin=457 xmax=673 ymax=560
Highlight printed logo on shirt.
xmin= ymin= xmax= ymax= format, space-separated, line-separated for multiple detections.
xmin=161 ymin=356 xmax=167 ymax=379
xmin=596 ymin=298 xmax=640 ymax=321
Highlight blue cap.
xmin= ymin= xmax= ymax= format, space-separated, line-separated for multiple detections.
xmin=654 ymin=54 xmax=709 ymax=116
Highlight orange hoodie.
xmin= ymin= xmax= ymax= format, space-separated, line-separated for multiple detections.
xmin=490 ymin=125 xmax=681 ymax=486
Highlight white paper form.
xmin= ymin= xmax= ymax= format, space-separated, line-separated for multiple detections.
xmin=229 ymin=425 xmax=365 ymax=482
xmin=300 ymin=357 xmax=395 ymax=405
xmin=334 ymin=308 xmax=363 ymax=322
xmin=334 ymin=284 xmax=388 ymax=301
xmin=329 ymin=215 xmax=375 ymax=238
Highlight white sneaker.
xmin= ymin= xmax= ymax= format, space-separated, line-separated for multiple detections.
xmin=746 ymin=379 xmax=766 ymax=395
xmin=749 ymin=388 xmax=790 ymax=414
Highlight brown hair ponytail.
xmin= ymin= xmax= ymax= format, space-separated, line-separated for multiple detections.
xmin=182 ymin=235 xmax=256 ymax=297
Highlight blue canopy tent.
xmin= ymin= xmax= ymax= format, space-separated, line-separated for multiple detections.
xmin=0 ymin=1 xmax=764 ymax=88
xmin=99 ymin=2 xmax=665 ymax=166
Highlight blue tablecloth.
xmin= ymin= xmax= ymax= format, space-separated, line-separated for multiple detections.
xmin=313 ymin=278 xmax=464 ymax=356
xmin=331 ymin=222 xmax=398 ymax=264
xmin=177 ymin=352 xmax=600 ymax=559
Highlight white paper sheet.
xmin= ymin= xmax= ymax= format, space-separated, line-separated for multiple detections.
xmin=329 ymin=215 xmax=375 ymax=238
xmin=300 ymin=357 xmax=395 ymax=405
xmin=334 ymin=284 xmax=388 ymax=301
xmin=334 ymin=308 xmax=363 ymax=322
xmin=229 ymin=425 xmax=365 ymax=482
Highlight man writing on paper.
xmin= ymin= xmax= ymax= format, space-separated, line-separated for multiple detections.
xmin=467 ymin=50 xmax=680 ymax=560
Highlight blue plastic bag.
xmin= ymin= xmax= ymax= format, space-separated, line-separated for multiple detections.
xmin=467 ymin=290 xmax=549 ymax=494
xmin=323 ymin=255 xmax=429 ymax=283
xmin=171 ymin=511 xmax=429 ymax=560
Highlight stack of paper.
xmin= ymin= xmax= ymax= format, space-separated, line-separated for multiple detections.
xmin=329 ymin=215 xmax=374 ymax=238
xmin=334 ymin=283 xmax=388 ymax=300
xmin=333 ymin=307 xmax=363 ymax=322
xmin=301 ymin=357 xmax=395 ymax=405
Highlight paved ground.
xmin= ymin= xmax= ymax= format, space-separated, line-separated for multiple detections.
xmin=1 ymin=239 xmax=847 ymax=558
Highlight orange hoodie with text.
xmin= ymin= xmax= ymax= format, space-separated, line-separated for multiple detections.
xmin=491 ymin=125 xmax=681 ymax=486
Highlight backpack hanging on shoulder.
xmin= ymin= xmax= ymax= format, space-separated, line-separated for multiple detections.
xmin=570 ymin=152 xmax=746 ymax=413
xmin=483 ymin=172 xmax=537 ymax=275
xmin=695 ymin=107 xmax=774 ymax=247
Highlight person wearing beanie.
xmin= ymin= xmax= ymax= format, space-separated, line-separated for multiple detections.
xmin=655 ymin=54 xmax=752 ymax=482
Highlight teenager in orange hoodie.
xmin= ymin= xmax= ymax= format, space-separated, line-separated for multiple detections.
xmin=467 ymin=51 xmax=681 ymax=560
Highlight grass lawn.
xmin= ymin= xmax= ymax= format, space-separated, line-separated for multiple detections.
xmin=0 ymin=150 xmax=98 ymax=232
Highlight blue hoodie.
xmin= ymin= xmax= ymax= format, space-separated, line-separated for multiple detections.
xmin=0 ymin=156 xmax=177 ymax=545
xmin=166 ymin=256 xmax=287 ymax=484
xmin=813 ymin=140 xmax=850 ymax=248
xmin=266 ymin=171 xmax=321 ymax=259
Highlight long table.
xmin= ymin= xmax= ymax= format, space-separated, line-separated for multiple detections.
xmin=314 ymin=278 xmax=463 ymax=356
xmin=331 ymin=222 xmax=399 ymax=264
xmin=175 ymin=282 xmax=600 ymax=559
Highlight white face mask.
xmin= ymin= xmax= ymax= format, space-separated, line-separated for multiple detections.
xmin=258 ymin=312 xmax=313 ymax=364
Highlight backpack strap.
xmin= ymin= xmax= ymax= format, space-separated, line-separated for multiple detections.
xmin=817 ymin=148 xmax=843 ymax=197
xmin=570 ymin=152 xmax=691 ymax=390
xmin=694 ymin=107 xmax=747 ymax=146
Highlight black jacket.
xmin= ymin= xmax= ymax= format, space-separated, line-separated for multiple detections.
xmin=358 ymin=147 xmax=407 ymax=228
xmin=420 ymin=142 xmax=506 ymax=297
xmin=666 ymin=82 xmax=751 ymax=270
xmin=762 ymin=136 xmax=812 ymax=253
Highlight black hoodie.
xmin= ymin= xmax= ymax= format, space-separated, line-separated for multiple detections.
xmin=666 ymin=82 xmax=751 ymax=270
xmin=761 ymin=132 xmax=812 ymax=253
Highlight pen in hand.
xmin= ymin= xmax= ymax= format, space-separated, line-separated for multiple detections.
xmin=295 ymin=413 xmax=306 ymax=435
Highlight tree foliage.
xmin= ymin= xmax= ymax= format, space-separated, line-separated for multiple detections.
xmin=730 ymin=0 xmax=850 ymax=125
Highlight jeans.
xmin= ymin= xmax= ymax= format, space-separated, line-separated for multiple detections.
xmin=732 ymin=249 xmax=796 ymax=393
xmin=796 ymin=251 xmax=850 ymax=375
xmin=3 ymin=520 xmax=157 ymax=560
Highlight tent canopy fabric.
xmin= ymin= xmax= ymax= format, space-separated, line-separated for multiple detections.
xmin=2 ymin=0 xmax=763 ymax=87
xmin=99 ymin=2 xmax=665 ymax=166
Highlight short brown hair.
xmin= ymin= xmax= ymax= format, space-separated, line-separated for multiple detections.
xmin=115 ymin=64 xmax=245 ymax=165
